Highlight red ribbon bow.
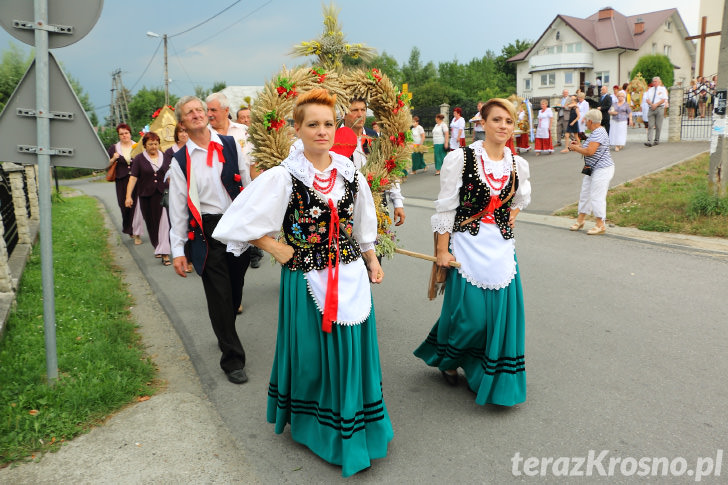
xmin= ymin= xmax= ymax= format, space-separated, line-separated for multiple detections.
xmin=206 ymin=141 xmax=225 ymax=167
xmin=322 ymin=199 xmax=340 ymax=333
xmin=481 ymin=196 xmax=502 ymax=224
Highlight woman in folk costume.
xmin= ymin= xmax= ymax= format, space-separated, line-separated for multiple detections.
xmin=516 ymin=103 xmax=530 ymax=153
xmin=534 ymin=98 xmax=554 ymax=155
xmin=414 ymin=98 xmax=531 ymax=406
xmin=213 ymin=89 xmax=392 ymax=477
xmin=107 ymin=123 xmax=145 ymax=244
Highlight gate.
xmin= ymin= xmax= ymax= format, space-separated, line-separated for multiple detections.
xmin=680 ymin=90 xmax=712 ymax=141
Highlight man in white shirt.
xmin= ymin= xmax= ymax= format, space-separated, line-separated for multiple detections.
xmin=469 ymin=101 xmax=485 ymax=142
xmin=644 ymin=77 xmax=669 ymax=146
xmin=345 ymin=98 xmax=405 ymax=227
xmin=168 ymin=95 xmax=251 ymax=385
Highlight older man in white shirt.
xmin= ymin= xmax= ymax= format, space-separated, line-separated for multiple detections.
xmin=644 ymin=77 xmax=669 ymax=147
xmin=168 ymin=95 xmax=253 ymax=385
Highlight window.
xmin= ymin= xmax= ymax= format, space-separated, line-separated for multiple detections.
xmin=595 ymin=71 xmax=610 ymax=85
xmin=566 ymin=42 xmax=582 ymax=53
xmin=540 ymin=73 xmax=555 ymax=86
xmin=546 ymin=46 xmax=562 ymax=54
xmin=664 ymin=45 xmax=671 ymax=57
xmin=524 ymin=78 xmax=531 ymax=90
xmin=652 ymin=42 xmax=657 ymax=54
xmin=665 ymin=20 xmax=672 ymax=31
xmin=564 ymin=72 xmax=574 ymax=84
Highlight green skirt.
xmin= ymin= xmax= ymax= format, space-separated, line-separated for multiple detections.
xmin=267 ymin=267 xmax=393 ymax=477
xmin=414 ymin=264 xmax=526 ymax=406
xmin=411 ymin=151 xmax=426 ymax=171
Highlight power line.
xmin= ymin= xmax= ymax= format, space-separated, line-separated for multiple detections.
xmin=168 ymin=0 xmax=243 ymax=38
xmin=129 ymin=39 xmax=162 ymax=92
xmin=183 ymin=0 xmax=273 ymax=51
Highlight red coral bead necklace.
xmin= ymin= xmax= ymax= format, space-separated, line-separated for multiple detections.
xmin=313 ymin=168 xmax=337 ymax=194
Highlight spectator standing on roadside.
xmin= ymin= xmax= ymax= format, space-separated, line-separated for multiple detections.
xmin=557 ymin=90 xmax=570 ymax=146
xmin=469 ymin=101 xmax=485 ymax=142
xmin=644 ymin=77 xmax=668 ymax=147
xmin=450 ymin=107 xmax=465 ymax=149
xmin=410 ymin=116 xmax=426 ymax=173
xmin=432 ymin=113 xmax=448 ymax=174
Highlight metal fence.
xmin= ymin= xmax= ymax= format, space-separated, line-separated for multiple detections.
xmin=0 ymin=167 xmax=19 ymax=256
xmin=680 ymin=91 xmax=713 ymax=141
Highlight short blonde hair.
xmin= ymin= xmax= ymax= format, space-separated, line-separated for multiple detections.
xmin=480 ymin=98 xmax=516 ymax=123
xmin=293 ymin=88 xmax=337 ymax=126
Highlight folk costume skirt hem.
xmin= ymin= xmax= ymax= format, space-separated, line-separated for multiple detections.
xmin=414 ymin=263 xmax=526 ymax=407
xmin=267 ymin=267 xmax=393 ymax=477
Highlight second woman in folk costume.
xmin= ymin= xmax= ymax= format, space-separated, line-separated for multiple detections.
xmin=212 ymin=89 xmax=392 ymax=477
xmin=534 ymin=98 xmax=554 ymax=155
xmin=414 ymin=98 xmax=531 ymax=407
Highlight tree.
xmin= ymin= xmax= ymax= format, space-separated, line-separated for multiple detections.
xmin=367 ymin=51 xmax=403 ymax=87
xmin=495 ymin=39 xmax=533 ymax=85
xmin=401 ymin=47 xmax=437 ymax=88
xmin=0 ymin=43 xmax=32 ymax=112
xmin=127 ymin=87 xmax=179 ymax=135
xmin=631 ymin=54 xmax=674 ymax=88
xmin=67 ymin=73 xmax=98 ymax=126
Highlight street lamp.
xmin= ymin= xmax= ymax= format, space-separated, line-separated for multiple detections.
xmin=146 ymin=31 xmax=169 ymax=106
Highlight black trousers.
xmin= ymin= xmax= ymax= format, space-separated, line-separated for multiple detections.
xmin=201 ymin=214 xmax=250 ymax=373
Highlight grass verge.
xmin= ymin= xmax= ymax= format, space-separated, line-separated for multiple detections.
xmin=555 ymin=153 xmax=728 ymax=238
xmin=0 ymin=195 xmax=157 ymax=466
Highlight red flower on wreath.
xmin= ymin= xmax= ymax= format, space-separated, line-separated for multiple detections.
xmin=389 ymin=133 xmax=406 ymax=146
xmin=310 ymin=67 xmax=327 ymax=83
xmin=276 ymin=76 xmax=297 ymax=98
xmin=367 ymin=68 xmax=382 ymax=83
xmin=263 ymin=110 xmax=286 ymax=131
xmin=392 ymin=92 xmax=407 ymax=114
xmin=380 ymin=177 xmax=389 ymax=186
xmin=366 ymin=173 xmax=374 ymax=186
xmin=385 ymin=158 xmax=396 ymax=172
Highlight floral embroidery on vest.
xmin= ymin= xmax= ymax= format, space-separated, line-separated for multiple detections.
xmin=453 ymin=147 xmax=519 ymax=240
xmin=282 ymin=175 xmax=361 ymax=271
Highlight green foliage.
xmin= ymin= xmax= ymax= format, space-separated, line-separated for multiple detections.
xmin=687 ymin=188 xmax=728 ymax=217
xmin=401 ymin=47 xmax=437 ymax=88
xmin=126 ymin=87 xmax=179 ymax=136
xmin=367 ymin=51 xmax=403 ymax=87
xmin=631 ymin=54 xmax=674 ymax=87
xmin=0 ymin=43 xmax=32 ymax=113
xmin=0 ymin=195 xmax=157 ymax=464
xmin=67 ymin=73 xmax=99 ymax=126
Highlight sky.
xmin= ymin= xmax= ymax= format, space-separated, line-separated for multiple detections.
xmin=0 ymin=0 xmax=700 ymax=121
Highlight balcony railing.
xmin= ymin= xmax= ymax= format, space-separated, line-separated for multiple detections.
xmin=529 ymin=52 xmax=593 ymax=72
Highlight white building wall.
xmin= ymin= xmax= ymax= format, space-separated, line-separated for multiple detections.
xmin=699 ymin=0 xmax=724 ymax=78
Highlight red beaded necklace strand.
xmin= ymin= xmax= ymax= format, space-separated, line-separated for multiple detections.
xmin=313 ymin=168 xmax=337 ymax=194
xmin=481 ymin=155 xmax=508 ymax=191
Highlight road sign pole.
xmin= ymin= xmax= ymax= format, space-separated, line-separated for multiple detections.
xmin=34 ymin=0 xmax=58 ymax=382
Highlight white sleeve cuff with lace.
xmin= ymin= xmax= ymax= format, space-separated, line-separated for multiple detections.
xmin=431 ymin=210 xmax=455 ymax=234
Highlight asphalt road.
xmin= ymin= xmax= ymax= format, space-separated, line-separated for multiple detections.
xmin=70 ymin=140 xmax=728 ymax=483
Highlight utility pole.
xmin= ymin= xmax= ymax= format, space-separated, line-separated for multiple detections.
xmin=109 ymin=69 xmax=129 ymax=126
xmin=709 ymin=4 xmax=728 ymax=196
xmin=163 ymin=34 xmax=169 ymax=106
xmin=147 ymin=31 xmax=169 ymax=106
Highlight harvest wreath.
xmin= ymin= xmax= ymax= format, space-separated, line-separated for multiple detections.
xmin=248 ymin=65 xmax=413 ymax=257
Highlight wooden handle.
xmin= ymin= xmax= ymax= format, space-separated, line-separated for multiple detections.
xmin=394 ymin=248 xmax=461 ymax=268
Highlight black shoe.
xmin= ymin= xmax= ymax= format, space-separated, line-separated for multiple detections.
xmin=653 ymin=141 xmax=659 ymax=145
xmin=226 ymin=368 xmax=248 ymax=384
xmin=644 ymin=142 xmax=653 ymax=147
xmin=441 ymin=370 xmax=459 ymax=386
xmin=250 ymin=258 xmax=261 ymax=269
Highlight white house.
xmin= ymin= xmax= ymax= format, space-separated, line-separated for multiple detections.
xmin=508 ymin=7 xmax=696 ymax=99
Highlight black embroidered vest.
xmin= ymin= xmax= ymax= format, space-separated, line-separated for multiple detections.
xmin=282 ymin=175 xmax=361 ymax=271
xmin=453 ymin=147 xmax=519 ymax=240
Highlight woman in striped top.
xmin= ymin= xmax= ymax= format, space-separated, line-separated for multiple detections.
xmin=566 ymin=109 xmax=614 ymax=235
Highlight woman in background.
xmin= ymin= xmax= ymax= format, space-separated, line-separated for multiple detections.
xmin=608 ymin=90 xmax=633 ymax=151
xmin=125 ymin=132 xmax=172 ymax=264
xmin=432 ymin=113 xmax=448 ymax=174
xmin=108 ymin=123 xmax=144 ymax=244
